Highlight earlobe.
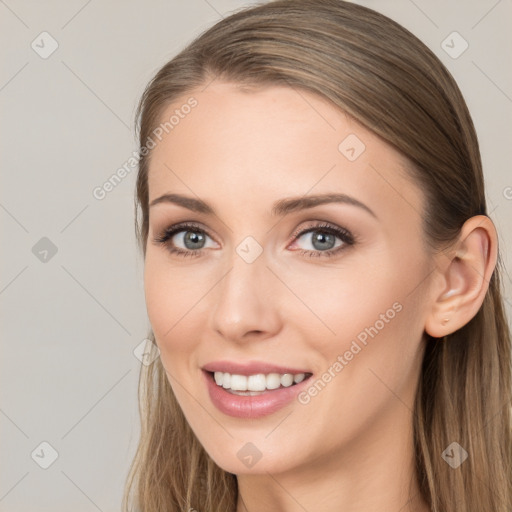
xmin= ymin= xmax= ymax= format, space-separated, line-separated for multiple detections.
xmin=424 ymin=215 xmax=498 ymax=339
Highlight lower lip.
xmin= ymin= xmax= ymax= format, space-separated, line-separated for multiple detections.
xmin=202 ymin=370 xmax=312 ymax=419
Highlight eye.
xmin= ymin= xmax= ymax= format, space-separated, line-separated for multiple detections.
xmin=153 ymin=222 xmax=217 ymax=257
xmin=288 ymin=222 xmax=355 ymax=258
xmin=153 ymin=220 xmax=355 ymax=259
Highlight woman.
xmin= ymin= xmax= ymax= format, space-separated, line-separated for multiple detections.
xmin=123 ymin=1 xmax=512 ymax=510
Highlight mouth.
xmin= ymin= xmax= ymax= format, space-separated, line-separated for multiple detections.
xmin=205 ymin=370 xmax=313 ymax=396
xmin=201 ymin=364 xmax=314 ymax=418
xmin=201 ymin=360 xmax=314 ymax=418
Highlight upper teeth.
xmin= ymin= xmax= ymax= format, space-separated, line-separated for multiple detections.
xmin=214 ymin=371 xmax=306 ymax=391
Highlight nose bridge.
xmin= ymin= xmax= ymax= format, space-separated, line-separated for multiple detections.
xmin=210 ymin=245 xmax=281 ymax=342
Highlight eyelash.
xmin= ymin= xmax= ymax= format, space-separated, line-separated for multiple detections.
xmin=153 ymin=221 xmax=355 ymax=259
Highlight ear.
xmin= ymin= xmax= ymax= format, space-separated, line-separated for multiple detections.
xmin=424 ymin=215 xmax=498 ymax=338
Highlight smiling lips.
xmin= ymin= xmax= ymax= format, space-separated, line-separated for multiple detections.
xmin=202 ymin=361 xmax=313 ymax=418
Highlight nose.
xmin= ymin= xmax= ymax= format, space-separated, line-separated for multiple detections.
xmin=209 ymin=249 xmax=282 ymax=343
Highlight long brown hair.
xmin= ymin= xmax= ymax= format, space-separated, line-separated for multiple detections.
xmin=123 ymin=1 xmax=512 ymax=510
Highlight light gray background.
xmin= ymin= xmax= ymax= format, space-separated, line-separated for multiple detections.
xmin=1 ymin=1 xmax=511 ymax=510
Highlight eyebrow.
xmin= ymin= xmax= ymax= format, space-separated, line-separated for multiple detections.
xmin=149 ymin=192 xmax=377 ymax=218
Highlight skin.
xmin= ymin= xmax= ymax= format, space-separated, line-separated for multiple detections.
xmin=143 ymin=81 xmax=497 ymax=512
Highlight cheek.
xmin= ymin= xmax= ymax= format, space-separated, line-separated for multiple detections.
xmin=143 ymin=254 xmax=206 ymax=363
xmin=293 ymin=251 xmax=427 ymax=392
xmin=288 ymin=257 xmax=406 ymax=347
xmin=304 ymin=256 xmax=427 ymax=407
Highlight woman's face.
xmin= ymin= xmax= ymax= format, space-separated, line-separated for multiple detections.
xmin=144 ymin=81 xmax=436 ymax=475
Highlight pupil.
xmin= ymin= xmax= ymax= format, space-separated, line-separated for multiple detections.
xmin=184 ymin=231 xmax=205 ymax=249
xmin=312 ymin=231 xmax=335 ymax=251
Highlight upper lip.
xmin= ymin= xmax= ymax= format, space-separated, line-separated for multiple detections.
xmin=202 ymin=360 xmax=312 ymax=376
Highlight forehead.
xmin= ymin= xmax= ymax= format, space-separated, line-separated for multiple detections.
xmin=146 ymin=82 xmax=423 ymax=223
